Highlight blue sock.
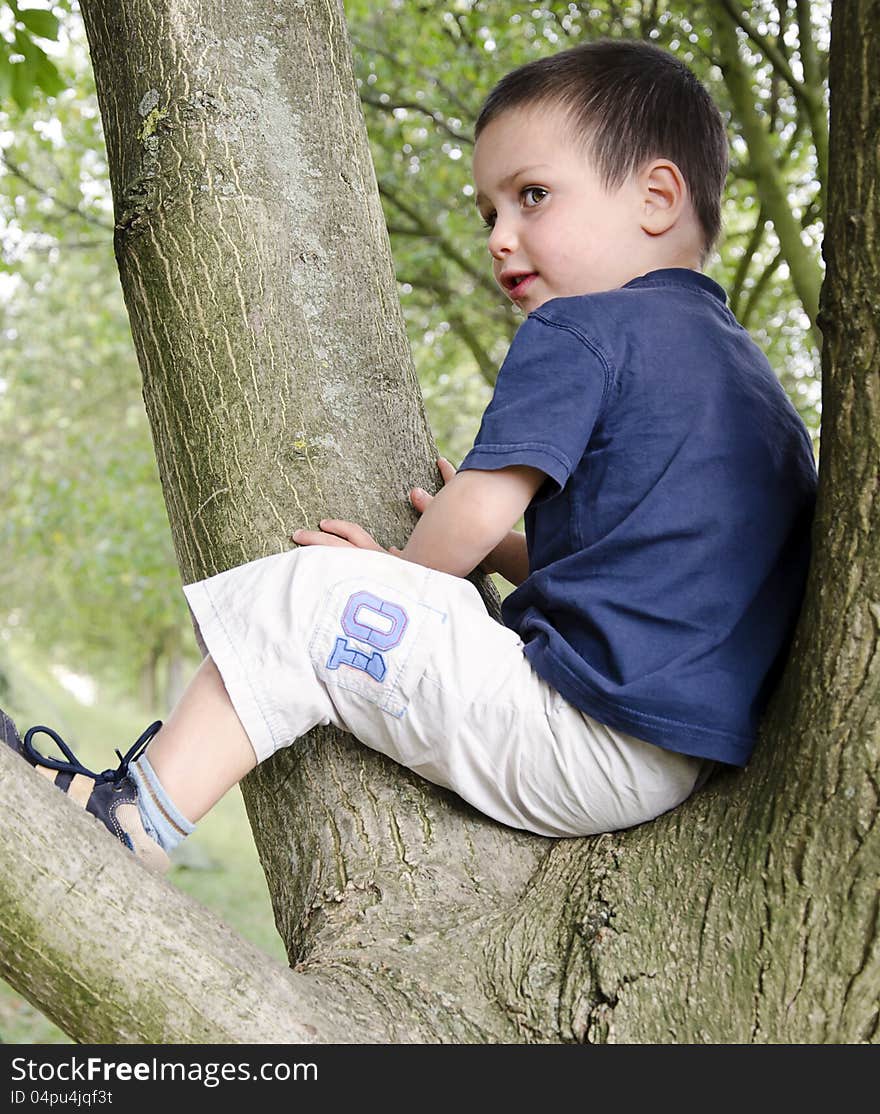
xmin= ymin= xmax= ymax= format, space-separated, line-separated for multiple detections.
xmin=130 ymin=754 xmax=195 ymax=853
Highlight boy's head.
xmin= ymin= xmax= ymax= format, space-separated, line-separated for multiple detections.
xmin=472 ymin=39 xmax=729 ymax=311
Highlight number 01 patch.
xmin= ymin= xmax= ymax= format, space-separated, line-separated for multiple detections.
xmin=326 ymin=590 xmax=410 ymax=682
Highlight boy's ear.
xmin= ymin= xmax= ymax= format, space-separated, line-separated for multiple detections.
xmin=638 ymin=159 xmax=688 ymax=236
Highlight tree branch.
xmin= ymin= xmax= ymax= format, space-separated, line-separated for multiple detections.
xmin=740 ymin=247 xmax=784 ymax=331
xmin=717 ymin=0 xmax=805 ymax=95
xmin=728 ymin=204 xmax=768 ymax=318
xmin=23 ymin=238 xmax=109 ymax=252
xmin=0 ymin=735 xmax=339 ymax=1043
xmin=795 ymin=0 xmax=829 ymax=197
xmin=378 ymin=180 xmax=497 ymax=297
xmin=360 ymin=93 xmax=473 ymax=146
xmin=709 ymin=5 xmax=823 ymax=347
xmin=717 ymin=0 xmax=828 ymax=189
xmin=0 ymin=152 xmax=115 ymax=233
xmin=638 ymin=0 xmax=663 ymax=40
xmin=728 ymin=113 xmax=814 ymax=322
xmin=349 ymin=36 xmax=478 ymax=121
xmin=395 ymin=270 xmax=513 ymax=381
xmin=0 ymin=710 xmax=548 ymax=1043
xmin=445 ymin=308 xmax=501 ymax=385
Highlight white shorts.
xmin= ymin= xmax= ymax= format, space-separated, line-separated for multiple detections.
xmin=183 ymin=547 xmax=708 ymax=838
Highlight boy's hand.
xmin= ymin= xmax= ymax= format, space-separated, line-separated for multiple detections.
xmin=407 ymin=456 xmax=530 ymax=581
xmin=292 ymin=458 xmax=457 ymax=557
xmin=407 ymin=457 xmax=457 ymax=521
xmin=290 ymin=519 xmax=388 ymax=553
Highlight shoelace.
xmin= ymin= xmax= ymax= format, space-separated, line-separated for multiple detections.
xmin=21 ymin=720 xmax=164 ymax=785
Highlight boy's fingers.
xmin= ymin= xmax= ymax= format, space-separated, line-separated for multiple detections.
xmin=408 ymin=460 xmax=456 ymax=515
xmin=410 ymin=487 xmax=432 ymax=511
xmin=409 ymin=457 xmax=456 ymax=513
xmin=291 ymin=519 xmax=384 ymax=551
xmin=290 ymin=528 xmax=354 ymax=549
xmin=438 ymin=457 xmax=457 ymax=484
xmin=317 ymin=519 xmax=382 ymax=549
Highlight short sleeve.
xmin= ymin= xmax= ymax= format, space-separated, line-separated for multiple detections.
xmin=458 ymin=311 xmax=611 ymax=498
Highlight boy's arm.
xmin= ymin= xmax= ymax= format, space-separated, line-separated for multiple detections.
xmin=480 ymin=529 xmax=529 ymax=587
xmin=396 ymin=465 xmax=541 ymax=577
xmin=406 ymin=460 xmax=530 ymax=586
xmin=292 ymin=458 xmax=542 ymax=580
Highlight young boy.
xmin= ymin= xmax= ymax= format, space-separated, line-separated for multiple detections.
xmin=8 ymin=40 xmax=817 ymax=873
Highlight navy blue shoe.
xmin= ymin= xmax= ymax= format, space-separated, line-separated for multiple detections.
xmin=5 ymin=718 xmax=170 ymax=873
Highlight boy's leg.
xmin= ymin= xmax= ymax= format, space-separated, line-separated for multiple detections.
xmin=1 ymin=648 xmax=256 ymax=874
xmin=182 ymin=545 xmax=707 ymax=839
xmin=144 ymin=654 xmax=257 ymax=823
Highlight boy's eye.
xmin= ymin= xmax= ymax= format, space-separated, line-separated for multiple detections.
xmin=522 ymin=186 xmax=548 ymax=208
xmin=481 ymin=211 xmax=496 ymax=230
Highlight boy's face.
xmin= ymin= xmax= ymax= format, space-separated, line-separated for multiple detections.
xmin=473 ymin=105 xmax=656 ymax=313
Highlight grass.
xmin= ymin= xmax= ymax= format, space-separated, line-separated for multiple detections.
xmin=0 ymin=642 xmax=287 ymax=1044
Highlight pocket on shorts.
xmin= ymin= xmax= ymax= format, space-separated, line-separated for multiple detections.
xmin=308 ymin=569 xmax=448 ymax=719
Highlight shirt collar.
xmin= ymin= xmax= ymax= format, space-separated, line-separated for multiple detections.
xmin=622 ymin=268 xmax=727 ymax=303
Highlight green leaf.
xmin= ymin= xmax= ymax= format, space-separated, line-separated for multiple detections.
xmin=16 ymin=9 xmax=61 ymax=41
xmin=13 ymin=28 xmax=38 ymax=58
xmin=9 ymin=59 xmax=35 ymax=113
xmin=0 ymin=44 xmax=12 ymax=103
xmin=34 ymin=48 xmax=65 ymax=98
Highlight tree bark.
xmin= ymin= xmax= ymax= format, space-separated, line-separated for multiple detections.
xmin=0 ymin=0 xmax=876 ymax=1043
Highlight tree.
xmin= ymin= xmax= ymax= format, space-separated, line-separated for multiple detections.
xmin=0 ymin=0 xmax=877 ymax=1043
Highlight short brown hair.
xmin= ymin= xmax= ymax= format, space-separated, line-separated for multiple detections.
xmin=475 ymin=39 xmax=729 ymax=263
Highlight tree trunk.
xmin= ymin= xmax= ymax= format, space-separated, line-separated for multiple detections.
xmin=139 ymin=647 xmax=158 ymax=711
xmin=0 ymin=0 xmax=876 ymax=1043
xmin=164 ymin=647 xmax=186 ymax=713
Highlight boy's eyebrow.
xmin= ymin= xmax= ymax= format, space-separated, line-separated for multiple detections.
xmin=474 ymin=164 xmax=552 ymax=208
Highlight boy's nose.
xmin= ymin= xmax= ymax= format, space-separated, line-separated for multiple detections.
xmin=487 ymin=218 xmax=517 ymax=259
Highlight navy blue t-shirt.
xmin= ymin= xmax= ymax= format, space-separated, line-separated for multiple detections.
xmin=458 ymin=268 xmax=817 ymax=766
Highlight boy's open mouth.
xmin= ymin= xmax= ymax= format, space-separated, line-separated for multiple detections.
xmin=501 ymin=272 xmax=538 ymax=301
